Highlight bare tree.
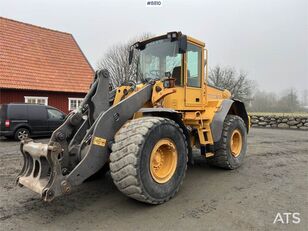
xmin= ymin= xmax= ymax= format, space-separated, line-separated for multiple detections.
xmin=249 ymin=88 xmax=304 ymax=112
xmin=249 ymin=90 xmax=279 ymax=112
xmin=277 ymin=88 xmax=301 ymax=112
xmin=97 ymin=33 xmax=153 ymax=88
xmin=301 ymin=89 xmax=308 ymax=107
xmin=208 ymin=65 xmax=254 ymax=102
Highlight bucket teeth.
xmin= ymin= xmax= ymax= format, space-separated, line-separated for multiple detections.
xmin=17 ymin=139 xmax=65 ymax=201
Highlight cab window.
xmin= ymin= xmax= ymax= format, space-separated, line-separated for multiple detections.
xmin=138 ymin=39 xmax=183 ymax=86
xmin=187 ymin=43 xmax=202 ymax=88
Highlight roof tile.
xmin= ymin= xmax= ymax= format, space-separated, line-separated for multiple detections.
xmin=0 ymin=17 xmax=94 ymax=93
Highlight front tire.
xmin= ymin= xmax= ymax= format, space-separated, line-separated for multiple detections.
xmin=207 ymin=115 xmax=247 ymax=169
xmin=110 ymin=117 xmax=188 ymax=204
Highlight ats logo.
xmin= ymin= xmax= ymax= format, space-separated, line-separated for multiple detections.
xmin=273 ymin=212 xmax=301 ymax=224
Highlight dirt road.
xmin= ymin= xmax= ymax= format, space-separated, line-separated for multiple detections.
xmin=0 ymin=128 xmax=307 ymax=231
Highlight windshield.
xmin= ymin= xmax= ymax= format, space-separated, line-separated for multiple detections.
xmin=138 ymin=39 xmax=182 ymax=85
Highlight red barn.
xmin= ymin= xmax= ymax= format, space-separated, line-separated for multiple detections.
xmin=0 ymin=17 xmax=94 ymax=114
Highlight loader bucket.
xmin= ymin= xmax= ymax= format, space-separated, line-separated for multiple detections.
xmin=17 ymin=139 xmax=65 ymax=201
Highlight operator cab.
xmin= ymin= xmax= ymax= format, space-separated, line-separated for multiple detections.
xmin=130 ymin=31 xmax=207 ymax=109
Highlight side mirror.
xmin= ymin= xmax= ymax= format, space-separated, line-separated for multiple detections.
xmin=178 ymin=35 xmax=187 ymax=53
xmin=129 ymin=48 xmax=134 ymax=65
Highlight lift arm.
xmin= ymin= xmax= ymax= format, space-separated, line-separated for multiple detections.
xmin=17 ymin=70 xmax=153 ymax=201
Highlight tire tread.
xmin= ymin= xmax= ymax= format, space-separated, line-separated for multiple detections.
xmin=110 ymin=117 xmax=187 ymax=204
xmin=207 ymin=115 xmax=246 ymax=169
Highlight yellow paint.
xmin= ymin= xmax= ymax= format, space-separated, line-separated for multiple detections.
xmin=113 ymin=86 xmax=131 ymax=105
xmin=205 ymin=152 xmax=214 ymax=158
xmin=93 ymin=137 xmax=106 ymax=147
xmin=110 ymin=34 xmax=235 ymax=154
xmin=150 ymin=139 xmax=177 ymax=184
xmin=187 ymin=36 xmax=205 ymax=47
xmin=151 ymin=81 xmax=177 ymax=105
xmin=113 ymin=83 xmax=147 ymax=106
xmin=133 ymin=111 xmax=143 ymax=119
xmin=230 ymin=129 xmax=242 ymax=157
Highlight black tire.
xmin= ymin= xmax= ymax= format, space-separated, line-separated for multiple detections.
xmin=110 ymin=117 xmax=188 ymax=204
xmin=14 ymin=127 xmax=30 ymax=141
xmin=207 ymin=115 xmax=247 ymax=169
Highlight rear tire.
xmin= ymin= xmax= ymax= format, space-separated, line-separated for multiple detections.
xmin=110 ymin=117 xmax=188 ymax=204
xmin=207 ymin=115 xmax=247 ymax=169
xmin=14 ymin=128 xmax=30 ymax=141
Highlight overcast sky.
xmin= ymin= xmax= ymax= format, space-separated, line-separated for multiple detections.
xmin=1 ymin=0 xmax=307 ymax=93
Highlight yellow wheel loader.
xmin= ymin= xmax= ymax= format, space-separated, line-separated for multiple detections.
xmin=17 ymin=32 xmax=250 ymax=203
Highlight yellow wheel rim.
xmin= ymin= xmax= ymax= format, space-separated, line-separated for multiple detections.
xmin=230 ymin=129 xmax=242 ymax=157
xmin=150 ymin=139 xmax=177 ymax=184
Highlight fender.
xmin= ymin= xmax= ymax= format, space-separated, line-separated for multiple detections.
xmin=229 ymin=99 xmax=250 ymax=132
xmin=140 ymin=108 xmax=193 ymax=165
xmin=210 ymin=99 xmax=249 ymax=142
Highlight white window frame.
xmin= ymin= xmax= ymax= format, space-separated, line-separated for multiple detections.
xmin=68 ymin=98 xmax=83 ymax=111
xmin=24 ymin=96 xmax=48 ymax=105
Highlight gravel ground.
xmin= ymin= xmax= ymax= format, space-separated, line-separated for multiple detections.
xmin=0 ymin=128 xmax=307 ymax=231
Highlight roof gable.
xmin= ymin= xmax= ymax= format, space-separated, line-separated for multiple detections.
xmin=0 ymin=17 xmax=94 ymax=93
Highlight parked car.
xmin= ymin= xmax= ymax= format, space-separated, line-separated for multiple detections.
xmin=0 ymin=103 xmax=66 ymax=140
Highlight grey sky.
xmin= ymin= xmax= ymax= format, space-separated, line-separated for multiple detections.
xmin=1 ymin=0 xmax=307 ymax=93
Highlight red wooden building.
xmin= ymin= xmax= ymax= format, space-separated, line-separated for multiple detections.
xmin=0 ymin=17 xmax=94 ymax=114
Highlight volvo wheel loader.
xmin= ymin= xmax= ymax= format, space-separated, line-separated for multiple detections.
xmin=17 ymin=32 xmax=249 ymax=204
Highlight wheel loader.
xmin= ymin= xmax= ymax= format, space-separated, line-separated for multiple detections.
xmin=16 ymin=32 xmax=250 ymax=204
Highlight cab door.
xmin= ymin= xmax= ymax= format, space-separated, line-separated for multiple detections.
xmin=185 ymin=42 xmax=203 ymax=106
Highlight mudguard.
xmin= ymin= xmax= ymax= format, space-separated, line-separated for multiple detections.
xmin=210 ymin=99 xmax=249 ymax=142
xmin=140 ymin=108 xmax=193 ymax=165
